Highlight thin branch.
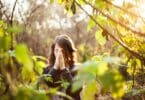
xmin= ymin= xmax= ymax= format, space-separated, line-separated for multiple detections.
xmin=18 ymin=6 xmax=26 ymax=25
xmin=0 ymin=0 xmax=4 ymax=9
xmin=104 ymin=0 xmax=145 ymax=25
xmin=10 ymin=0 xmax=18 ymax=50
xmin=25 ymin=5 xmax=42 ymax=31
xmin=25 ymin=0 xmax=46 ymax=29
xmin=10 ymin=0 xmax=18 ymax=25
xmin=132 ymin=64 xmax=136 ymax=87
xmin=0 ymin=1 xmax=10 ymax=21
xmin=0 ymin=75 xmax=9 ymax=96
xmin=84 ymin=0 xmax=145 ymax=37
xmin=2 ymin=10 xmax=10 ymax=21
xmin=115 ymin=27 xmax=124 ymax=42
xmin=29 ymin=5 xmax=42 ymax=18
xmin=141 ymin=64 xmax=144 ymax=86
xmin=27 ymin=0 xmax=47 ymax=20
xmin=75 ymin=0 xmax=145 ymax=61
xmin=104 ymin=0 xmax=145 ymax=19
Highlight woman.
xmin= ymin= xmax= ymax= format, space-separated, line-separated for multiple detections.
xmin=43 ymin=34 xmax=80 ymax=100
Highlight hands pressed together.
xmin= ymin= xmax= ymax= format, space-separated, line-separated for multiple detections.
xmin=53 ymin=48 xmax=66 ymax=70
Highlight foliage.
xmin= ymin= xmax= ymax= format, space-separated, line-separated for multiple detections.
xmin=0 ymin=20 xmax=48 ymax=99
xmin=14 ymin=86 xmax=49 ymax=100
xmin=1 ymin=0 xmax=145 ymax=99
xmin=72 ymin=55 xmax=125 ymax=99
xmin=55 ymin=0 xmax=145 ymax=98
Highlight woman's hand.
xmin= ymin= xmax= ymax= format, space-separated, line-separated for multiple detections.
xmin=53 ymin=49 xmax=65 ymax=70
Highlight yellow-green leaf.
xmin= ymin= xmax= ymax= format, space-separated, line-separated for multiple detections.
xmin=81 ymin=80 xmax=98 ymax=100
xmin=95 ymin=29 xmax=106 ymax=46
xmin=15 ymin=44 xmax=33 ymax=72
xmin=87 ymin=19 xmax=96 ymax=32
xmin=0 ymin=28 xmax=4 ymax=37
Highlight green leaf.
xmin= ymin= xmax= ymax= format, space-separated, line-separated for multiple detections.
xmin=81 ymin=80 xmax=98 ymax=100
xmin=95 ymin=29 xmax=106 ymax=46
xmin=61 ymin=81 xmax=70 ymax=89
xmin=32 ymin=56 xmax=47 ymax=74
xmin=7 ymin=24 xmax=23 ymax=34
xmin=50 ymin=0 xmax=54 ymax=3
xmin=4 ymin=36 xmax=11 ymax=50
xmin=47 ymin=88 xmax=58 ymax=94
xmin=57 ymin=0 xmax=64 ymax=4
xmin=96 ymin=15 xmax=107 ymax=26
xmin=95 ymin=0 xmax=105 ymax=9
xmin=72 ymin=60 xmax=108 ymax=93
xmin=78 ymin=0 xmax=86 ymax=5
xmin=89 ymin=0 xmax=93 ymax=3
xmin=87 ymin=19 xmax=96 ymax=31
xmin=72 ymin=79 xmax=83 ymax=93
xmin=0 ymin=37 xmax=4 ymax=49
xmin=35 ymin=61 xmax=46 ymax=74
xmin=32 ymin=55 xmax=47 ymax=61
xmin=82 ymin=60 xmax=108 ymax=76
xmin=15 ymin=44 xmax=33 ymax=72
xmin=99 ymin=69 xmax=125 ymax=99
xmin=21 ymin=67 xmax=35 ymax=82
xmin=0 ymin=28 xmax=4 ymax=37
xmin=15 ymin=86 xmax=49 ymax=100
xmin=0 ymin=35 xmax=11 ymax=50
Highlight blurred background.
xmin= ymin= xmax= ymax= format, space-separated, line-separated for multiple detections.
xmin=2 ymin=0 xmax=114 ymax=62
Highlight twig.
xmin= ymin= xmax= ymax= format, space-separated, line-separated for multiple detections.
xmin=25 ymin=0 xmax=46 ymax=30
xmin=10 ymin=0 xmax=18 ymax=25
xmin=132 ymin=62 xmax=136 ymax=87
xmin=10 ymin=0 xmax=18 ymax=50
xmin=0 ymin=1 xmax=10 ymax=21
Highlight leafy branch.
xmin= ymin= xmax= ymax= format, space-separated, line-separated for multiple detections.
xmin=75 ymin=0 xmax=145 ymax=61
xmin=104 ymin=0 xmax=145 ymax=24
xmin=104 ymin=0 xmax=144 ymax=19
xmin=84 ymin=0 xmax=145 ymax=37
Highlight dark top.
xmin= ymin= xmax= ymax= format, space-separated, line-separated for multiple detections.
xmin=43 ymin=65 xmax=81 ymax=100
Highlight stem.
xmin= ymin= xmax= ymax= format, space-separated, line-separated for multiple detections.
xmin=141 ymin=61 xmax=144 ymax=86
xmin=132 ymin=64 xmax=136 ymax=87
xmin=10 ymin=0 xmax=18 ymax=50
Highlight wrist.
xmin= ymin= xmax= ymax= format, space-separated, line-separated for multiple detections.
xmin=53 ymin=64 xmax=59 ymax=70
xmin=60 ymin=66 xmax=66 ymax=70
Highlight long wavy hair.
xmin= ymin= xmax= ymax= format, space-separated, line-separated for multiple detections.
xmin=48 ymin=34 xmax=77 ymax=68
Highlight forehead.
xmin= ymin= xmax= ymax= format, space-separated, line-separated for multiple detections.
xmin=54 ymin=43 xmax=61 ymax=49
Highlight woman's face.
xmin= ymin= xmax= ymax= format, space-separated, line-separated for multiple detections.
xmin=54 ymin=43 xmax=62 ymax=57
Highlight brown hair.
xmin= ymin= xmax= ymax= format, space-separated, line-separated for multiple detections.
xmin=48 ymin=34 xmax=77 ymax=68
